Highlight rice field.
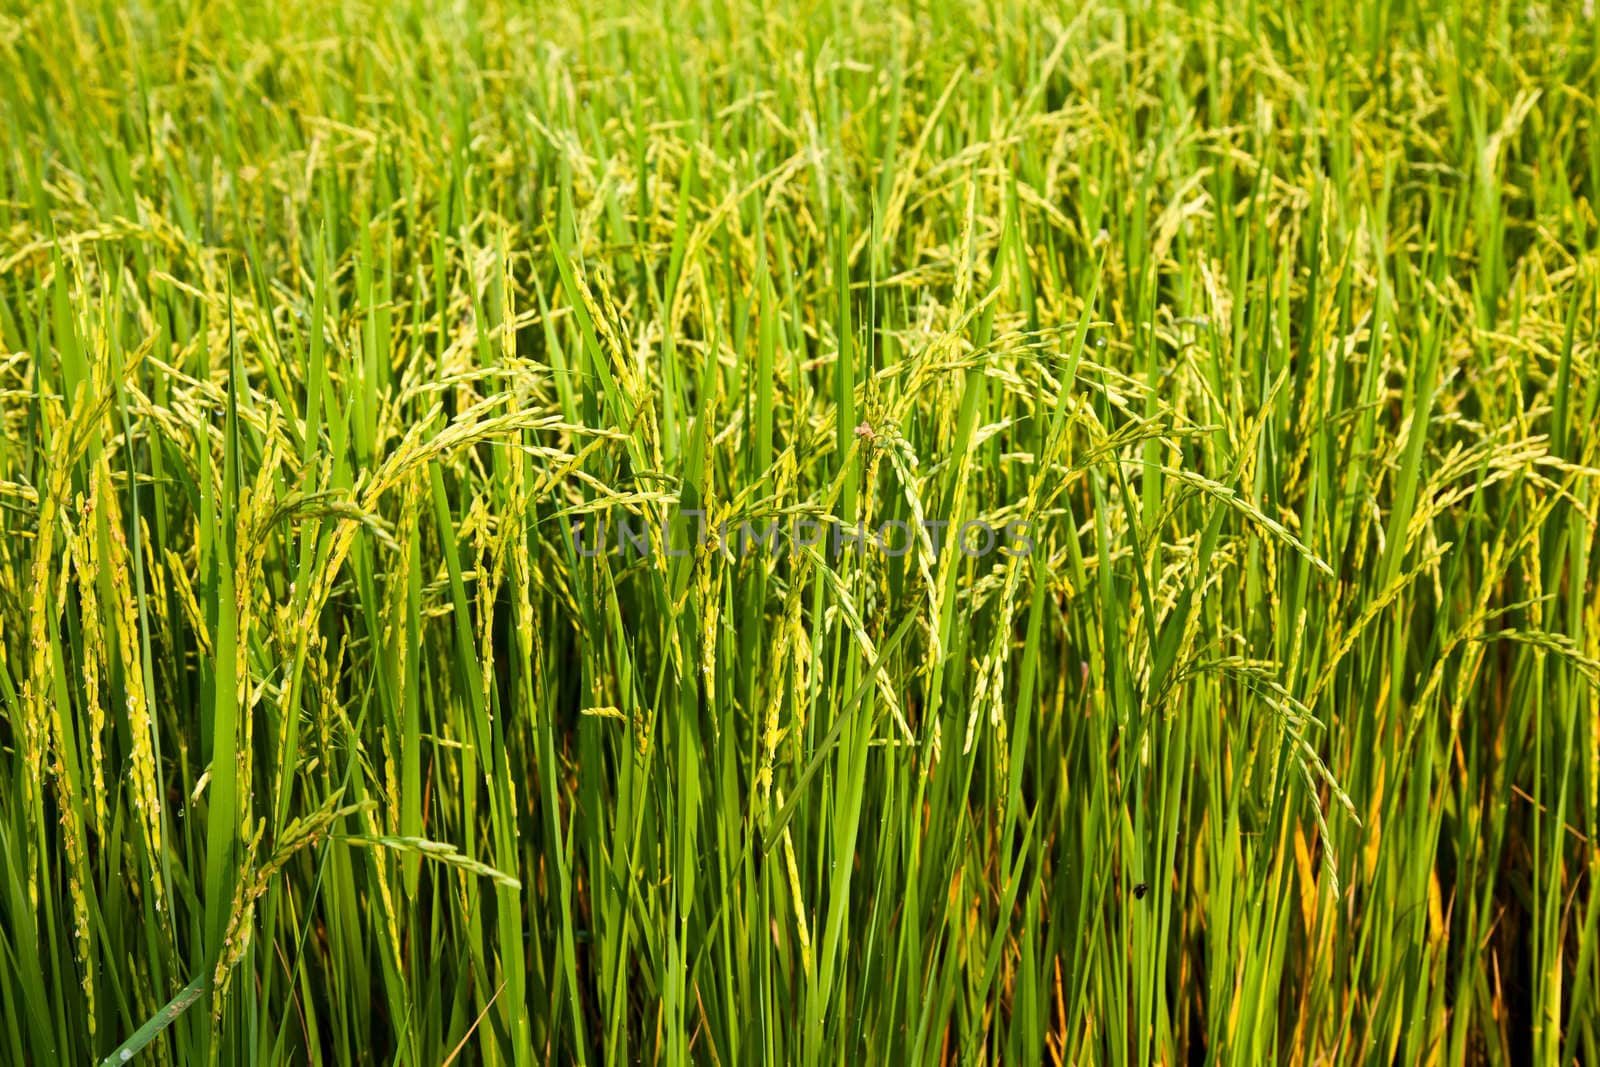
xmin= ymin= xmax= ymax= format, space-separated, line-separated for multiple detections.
xmin=1 ymin=0 xmax=1597 ymax=1063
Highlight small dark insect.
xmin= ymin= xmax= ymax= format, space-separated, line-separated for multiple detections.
xmin=1132 ymin=883 xmax=1148 ymax=900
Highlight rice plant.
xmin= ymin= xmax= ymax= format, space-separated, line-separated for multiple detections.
xmin=0 ymin=0 xmax=1596 ymax=1063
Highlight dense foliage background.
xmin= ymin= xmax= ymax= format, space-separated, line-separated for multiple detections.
xmin=1 ymin=0 xmax=1597 ymax=1062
